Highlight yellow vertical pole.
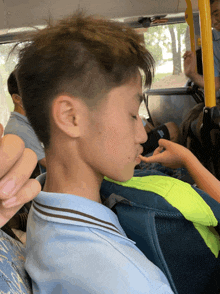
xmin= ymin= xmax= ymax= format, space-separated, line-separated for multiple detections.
xmin=185 ymin=0 xmax=197 ymax=64
xmin=198 ymin=0 xmax=216 ymax=107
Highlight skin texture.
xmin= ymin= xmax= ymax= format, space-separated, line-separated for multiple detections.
xmin=43 ymin=75 xmax=147 ymax=203
xmin=183 ymin=0 xmax=220 ymax=90
xmin=0 ymin=124 xmax=41 ymax=227
xmin=139 ymin=139 xmax=220 ymax=203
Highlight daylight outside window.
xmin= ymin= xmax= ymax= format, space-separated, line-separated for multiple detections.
xmin=0 ymin=26 xmax=42 ymax=128
xmin=138 ymin=22 xmax=190 ymax=119
xmin=0 ymin=42 xmax=21 ymax=128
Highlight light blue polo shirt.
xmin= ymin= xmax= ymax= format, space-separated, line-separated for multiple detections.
xmin=213 ymin=29 xmax=220 ymax=79
xmin=25 ymin=173 xmax=173 ymax=294
xmin=212 ymin=29 xmax=220 ymax=98
xmin=4 ymin=112 xmax=45 ymax=161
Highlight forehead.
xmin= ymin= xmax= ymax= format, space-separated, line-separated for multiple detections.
xmin=211 ymin=1 xmax=220 ymax=14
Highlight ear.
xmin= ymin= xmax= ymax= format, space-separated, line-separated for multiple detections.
xmin=52 ymin=95 xmax=82 ymax=138
xmin=11 ymin=94 xmax=22 ymax=105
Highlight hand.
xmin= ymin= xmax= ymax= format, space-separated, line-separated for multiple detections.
xmin=139 ymin=139 xmax=192 ymax=169
xmin=183 ymin=51 xmax=197 ymax=78
xmin=0 ymin=124 xmax=41 ymax=228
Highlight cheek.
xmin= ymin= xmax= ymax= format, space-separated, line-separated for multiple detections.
xmin=107 ymin=130 xmax=135 ymax=164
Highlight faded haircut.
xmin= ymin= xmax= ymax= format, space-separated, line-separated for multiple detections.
xmin=16 ymin=12 xmax=154 ymax=148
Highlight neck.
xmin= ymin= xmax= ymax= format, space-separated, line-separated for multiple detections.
xmin=14 ymin=106 xmax=26 ymax=116
xmin=43 ymin=148 xmax=103 ymax=204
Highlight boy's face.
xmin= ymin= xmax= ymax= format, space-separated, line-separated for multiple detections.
xmin=78 ymin=74 xmax=148 ymax=182
xmin=211 ymin=1 xmax=220 ymax=30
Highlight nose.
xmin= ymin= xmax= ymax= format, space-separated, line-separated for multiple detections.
xmin=136 ymin=116 xmax=148 ymax=145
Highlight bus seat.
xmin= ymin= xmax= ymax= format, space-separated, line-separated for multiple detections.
xmin=0 ymin=229 xmax=32 ymax=293
xmin=144 ymin=87 xmax=204 ymax=128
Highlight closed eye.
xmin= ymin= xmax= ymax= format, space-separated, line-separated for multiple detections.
xmin=132 ymin=115 xmax=138 ymax=120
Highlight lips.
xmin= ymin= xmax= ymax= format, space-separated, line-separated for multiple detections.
xmin=137 ymin=147 xmax=144 ymax=158
xmin=135 ymin=157 xmax=141 ymax=164
xmin=135 ymin=147 xmax=144 ymax=162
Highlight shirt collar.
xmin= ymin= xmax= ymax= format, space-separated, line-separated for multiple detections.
xmin=33 ymin=173 xmax=132 ymax=241
xmin=11 ymin=112 xmax=30 ymax=124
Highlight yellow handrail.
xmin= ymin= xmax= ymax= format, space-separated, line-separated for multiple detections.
xmin=185 ymin=0 xmax=196 ymax=62
xmin=198 ymin=0 xmax=216 ymax=107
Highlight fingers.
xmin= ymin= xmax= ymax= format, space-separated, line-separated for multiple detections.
xmin=0 ymin=179 xmax=41 ymax=227
xmin=0 ymin=134 xmax=25 ymax=178
xmin=0 ymin=148 xmax=38 ymax=200
xmin=183 ymin=51 xmax=193 ymax=59
xmin=2 ymin=178 xmax=41 ymax=209
xmin=139 ymin=151 xmax=165 ymax=164
xmin=139 ymin=139 xmax=172 ymax=164
xmin=153 ymin=146 xmax=164 ymax=156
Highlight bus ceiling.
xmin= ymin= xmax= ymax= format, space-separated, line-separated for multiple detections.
xmin=0 ymin=0 xmax=199 ymax=32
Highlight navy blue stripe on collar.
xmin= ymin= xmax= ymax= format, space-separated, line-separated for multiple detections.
xmin=33 ymin=200 xmax=121 ymax=235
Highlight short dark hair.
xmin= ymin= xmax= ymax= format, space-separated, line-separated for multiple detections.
xmin=7 ymin=71 xmax=19 ymax=96
xmin=210 ymin=0 xmax=218 ymax=5
xmin=16 ymin=13 xmax=154 ymax=149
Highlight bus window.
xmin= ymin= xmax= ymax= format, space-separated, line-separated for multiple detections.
xmin=0 ymin=41 xmax=31 ymax=127
xmin=0 ymin=43 xmax=17 ymax=127
xmin=144 ymin=22 xmax=189 ymax=90
xmin=0 ymin=27 xmax=42 ymax=128
xmin=136 ymin=18 xmax=191 ymax=119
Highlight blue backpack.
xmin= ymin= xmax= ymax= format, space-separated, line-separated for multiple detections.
xmin=100 ymin=172 xmax=220 ymax=294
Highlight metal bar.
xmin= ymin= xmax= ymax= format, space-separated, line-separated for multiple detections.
xmin=198 ymin=0 xmax=216 ymax=107
xmin=144 ymin=87 xmax=196 ymax=96
xmin=185 ymin=0 xmax=197 ymax=65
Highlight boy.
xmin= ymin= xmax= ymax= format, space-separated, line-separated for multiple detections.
xmin=15 ymin=12 xmax=220 ymax=293
xmin=16 ymin=13 xmax=174 ymax=293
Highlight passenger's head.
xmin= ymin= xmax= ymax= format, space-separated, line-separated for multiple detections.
xmin=7 ymin=71 xmax=25 ymax=115
xmin=211 ymin=0 xmax=220 ymax=30
xmin=17 ymin=13 xmax=154 ymax=147
xmin=16 ymin=13 xmax=154 ymax=181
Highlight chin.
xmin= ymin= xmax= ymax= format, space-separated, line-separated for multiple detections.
xmin=111 ymin=170 xmax=134 ymax=183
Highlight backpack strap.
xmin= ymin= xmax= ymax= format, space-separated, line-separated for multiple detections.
xmin=102 ymin=193 xmax=132 ymax=209
xmin=104 ymin=175 xmax=220 ymax=257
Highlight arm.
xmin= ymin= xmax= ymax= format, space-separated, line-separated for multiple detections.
xmin=139 ymin=139 xmax=220 ymax=203
xmin=183 ymin=51 xmax=220 ymax=91
xmin=0 ymin=124 xmax=41 ymax=227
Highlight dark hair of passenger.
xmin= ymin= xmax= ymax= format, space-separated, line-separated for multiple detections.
xmin=210 ymin=0 xmax=218 ymax=4
xmin=7 ymin=71 xmax=19 ymax=96
xmin=16 ymin=12 xmax=154 ymax=149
